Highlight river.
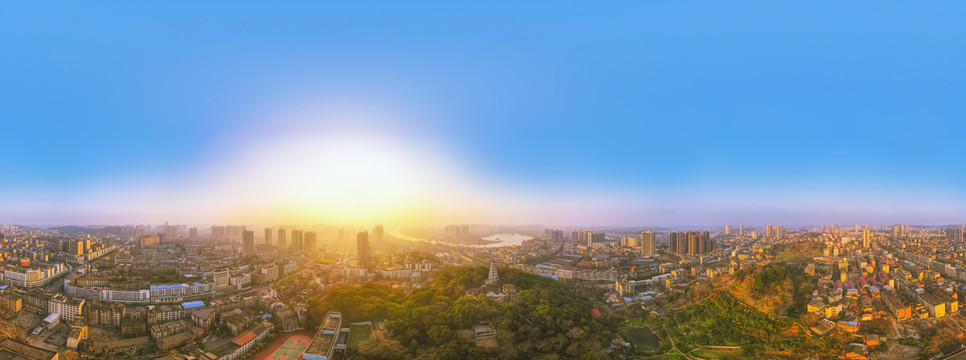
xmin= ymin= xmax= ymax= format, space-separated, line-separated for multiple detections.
xmin=478 ymin=233 xmax=532 ymax=247
xmin=389 ymin=231 xmax=533 ymax=248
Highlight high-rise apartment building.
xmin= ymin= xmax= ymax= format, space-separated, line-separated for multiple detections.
xmin=213 ymin=269 xmax=230 ymax=291
xmin=668 ymin=231 xmax=713 ymax=255
xmin=357 ymin=231 xmax=370 ymax=262
xmin=862 ymin=228 xmax=871 ymax=248
xmin=277 ymin=229 xmax=286 ymax=249
xmin=550 ymin=230 xmax=563 ymax=244
xmin=137 ymin=235 xmax=160 ymax=247
xmin=242 ymin=230 xmax=255 ymax=254
xmin=545 ymin=229 xmax=564 ymax=244
xmin=304 ymin=232 xmax=317 ymax=255
xmin=570 ymin=230 xmax=584 ymax=245
xmin=225 ymin=226 xmax=246 ymax=239
xmin=69 ymin=240 xmax=85 ymax=255
xmin=704 ymin=231 xmax=714 ymax=253
xmin=893 ymin=225 xmax=905 ymax=238
xmin=567 ymin=230 xmax=603 ymax=246
xmin=373 ymin=225 xmax=384 ymax=243
xmin=641 ymin=231 xmax=656 ymax=257
xmin=621 ymin=236 xmax=637 ymax=247
xmin=264 ymin=228 xmax=273 ymax=245
xmin=946 ymin=228 xmax=964 ymax=243
xmin=724 ymin=225 xmax=731 ymax=235
xmin=291 ymin=230 xmax=303 ymax=251
xmin=444 ymin=225 xmax=464 ymax=236
xmin=211 ymin=226 xmax=226 ymax=239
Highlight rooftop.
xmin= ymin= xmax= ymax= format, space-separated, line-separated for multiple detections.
xmin=181 ymin=300 xmax=205 ymax=309
xmin=305 ymin=312 xmax=342 ymax=356
xmin=232 ymin=331 xmax=256 ymax=346
xmin=150 ymin=284 xmax=184 ymax=290
xmin=0 ymin=339 xmax=58 ymax=360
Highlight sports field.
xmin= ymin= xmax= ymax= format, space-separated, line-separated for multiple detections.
xmin=347 ymin=323 xmax=373 ymax=350
xmin=252 ymin=330 xmax=315 ymax=360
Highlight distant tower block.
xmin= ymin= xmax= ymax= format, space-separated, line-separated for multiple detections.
xmin=486 ymin=261 xmax=499 ymax=285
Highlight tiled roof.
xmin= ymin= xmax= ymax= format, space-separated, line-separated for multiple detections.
xmin=232 ymin=331 xmax=256 ymax=346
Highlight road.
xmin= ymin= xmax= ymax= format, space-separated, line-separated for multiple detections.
xmin=663 ymin=323 xmax=700 ymax=360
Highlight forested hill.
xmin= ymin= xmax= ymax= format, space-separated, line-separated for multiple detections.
xmin=306 ymin=267 xmax=618 ymax=360
xmin=664 ymin=291 xmax=842 ymax=358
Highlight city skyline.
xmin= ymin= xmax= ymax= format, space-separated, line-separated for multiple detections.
xmin=2 ymin=2 xmax=965 ymax=227
xmin=3 ymin=3 xmax=966 ymax=359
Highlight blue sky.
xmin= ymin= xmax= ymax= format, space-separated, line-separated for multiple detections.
xmin=1 ymin=2 xmax=965 ymax=226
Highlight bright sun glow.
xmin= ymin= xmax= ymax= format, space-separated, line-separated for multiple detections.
xmin=205 ymin=132 xmax=464 ymax=225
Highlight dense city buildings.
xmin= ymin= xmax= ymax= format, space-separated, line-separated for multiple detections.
xmin=4 ymin=219 xmax=966 ymax=359
xmin=2 ymin=0 xmax=961 ymax=358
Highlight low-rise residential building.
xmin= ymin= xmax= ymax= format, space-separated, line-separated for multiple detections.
xmin=0 ymin=293 xmax=22 ymax=312
xmin=148 ymin=304 xmax=185 ymax=324
xmin=807 ymin=298 xmax=825 ymax=313
xmin=2 ymin=262 xmax=68 ymax=287
xmin=67 ymin=319 xmax=88 ymax=349
xmin=48 ymin=294 xmax=84 ymax=321
xmin=203 ymin=321 xmax=273 ymax=360
xmin=150 ymin=319 xmax=193 ymax=340
xmin=83 ymin=300 xmax=125 ymax=327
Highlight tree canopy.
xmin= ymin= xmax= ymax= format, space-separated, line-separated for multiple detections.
xmin=306 ymin=266 xmax=613 ymax=359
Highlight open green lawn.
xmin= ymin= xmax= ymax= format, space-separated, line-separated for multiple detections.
xmin=347 ymin=323 xmax=374 ymax=350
